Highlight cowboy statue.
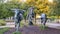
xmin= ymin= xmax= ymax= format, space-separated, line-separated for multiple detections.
xmin=41 ymin=12 xmax=47 ymax=26
xmin=27 ymin=7 xmax=35 ymax=25
xmin=11 ymin=8 xmax=25 ymax=31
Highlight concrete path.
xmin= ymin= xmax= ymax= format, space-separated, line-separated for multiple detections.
xmin=6 ymin=22 xmax=15 ymax=27
xmin=0 ymin=22 xmax=15 ymax=28
xmin=0 ymin=21 xmax=60 ymax=29
xmin=46 ymin=23 xmax=60 ymax=29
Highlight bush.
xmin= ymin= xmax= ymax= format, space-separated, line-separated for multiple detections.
xmin=12 ymin=31 xmax=21 ymax=34
xmin=40 ymin=24 xmax=48 ymax=30
xmin=50 ymin=16 xmax=56 ymax=21
xmin=0 ymin=19 xmax=6 ymax=26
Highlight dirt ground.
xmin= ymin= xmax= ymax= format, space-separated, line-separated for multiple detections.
xmin=4 ymin=26 xmax=60 ymax=34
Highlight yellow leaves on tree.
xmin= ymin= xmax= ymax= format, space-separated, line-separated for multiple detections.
xmin=16 ymin=0 xmax=56 ymax=15
xmin=25 ymin=0 xmax=50 ymax=15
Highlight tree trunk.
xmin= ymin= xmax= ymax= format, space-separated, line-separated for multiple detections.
xmin=35 ymin=13 xmax=36 ymax=24
xmin=57 ymin=16 xmax=59 ymax=23
xmin=25 ymin=19 xmax=26 ymax=23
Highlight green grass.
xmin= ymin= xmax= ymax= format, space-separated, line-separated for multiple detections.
xmin=0 ymin=28 xmax=9 ymax=34
xmin=0 ymin=19 xmax=6 ymax=26
xmin=12 ymin=31 xmax=22 ymax=34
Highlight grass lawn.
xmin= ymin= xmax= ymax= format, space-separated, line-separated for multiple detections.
xmin=0 ymin=28 xmax=9 ymax=34
xmin=0 ymin=19 xmax=6 ymax=26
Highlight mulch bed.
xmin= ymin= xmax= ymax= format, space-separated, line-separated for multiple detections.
xmin=4 ymin=26 xmax=60 ymax=34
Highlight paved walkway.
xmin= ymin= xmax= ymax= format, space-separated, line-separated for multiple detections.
xmin=0 ymin=21 xmax=60 ymax=29
xmin=46 ymin=23 xmax=60 ymax=29
xmin=0 ymin=22 xmax=15 ymax=28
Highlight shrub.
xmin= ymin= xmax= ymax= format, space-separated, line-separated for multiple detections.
xmin=20 ymin=22 xmax=24 ymax=28
xmin=40 ymin=24 xmax=48 ymax=30
xmin=50 ymin=16 xmax=56 ymax=21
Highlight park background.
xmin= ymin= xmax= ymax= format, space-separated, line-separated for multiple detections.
xmin=0 ymin=0 xmax=60 ymax=19
xmin=0 ymin=0 xmax=60 ymax=34
xmin=0 ymin=0 xmax=60 ymax=25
